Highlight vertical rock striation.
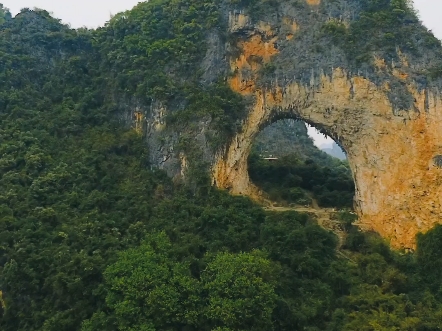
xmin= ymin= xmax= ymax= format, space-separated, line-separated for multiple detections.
xmin=114 ymin=0 xmax=442 ymax=249
xmin=212 ymin=9 xmax=442 ymax=249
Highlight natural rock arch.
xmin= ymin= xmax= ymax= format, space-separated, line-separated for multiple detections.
xmin=211 ymin=11 xmax=442 ymax=250
xmin=137 ymin=2 xmax=442 ymax=249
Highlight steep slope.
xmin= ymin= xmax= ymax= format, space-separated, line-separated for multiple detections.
xmin=4 ymin=3 xmax=442 ymax=331
xmin=4 ymin=1 xmax=442 ymax=249
xmin=9 ymin=1 xmax=438 ymax=250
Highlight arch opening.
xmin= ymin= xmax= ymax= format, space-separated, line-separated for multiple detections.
xmin=248 ymin=119 xmax=355 ymax=209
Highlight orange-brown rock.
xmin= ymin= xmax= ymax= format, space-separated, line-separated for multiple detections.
xmin=212 ymin=15 xmax=442 ymax=250
xmin=306 ymin=0 xmax=321 ymax=5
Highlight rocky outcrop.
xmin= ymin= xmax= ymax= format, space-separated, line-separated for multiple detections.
xmin=212 ymin=9 xmax=442 ymax=249
xmin=127 ymin=0 xmax=442 ymax=249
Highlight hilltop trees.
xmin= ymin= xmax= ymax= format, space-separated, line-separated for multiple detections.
xmin=0 ymin=4 xmax=11 ymax=25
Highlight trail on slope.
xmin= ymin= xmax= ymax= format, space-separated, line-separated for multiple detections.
xmin=263 ymin=204 xmax=347 ymax=249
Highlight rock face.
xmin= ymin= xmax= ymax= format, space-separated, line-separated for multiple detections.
xmin=210 ymin=5 xmax=442 ymax=250
xmin=130 ymin=0 xmax=442 ymax=249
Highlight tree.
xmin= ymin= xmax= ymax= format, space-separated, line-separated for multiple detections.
xmin=0 ymin=4 xmax=12 ymax=25
xmin=202 ymin=251 xmax=278 ymax=331
xmin=416 ymin=225 xmax=442 ymax=295
xmin=82 ymin=232 xmax=202 ymax=331
xmin=339 ymin=284 xmax=420 ymax=331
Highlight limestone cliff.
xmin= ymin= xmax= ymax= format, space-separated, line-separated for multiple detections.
xmin=213 ymin=2 xmax=442 ymax=249
xmin=126 ymin=0 xmax=442 ymax=249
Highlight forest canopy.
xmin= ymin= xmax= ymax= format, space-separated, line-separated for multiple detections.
xmin=2 ymin=1 xmax=442 ymax=330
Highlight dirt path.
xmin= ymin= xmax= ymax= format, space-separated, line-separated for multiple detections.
xmin=264 ymin=205 xmax=347 ymax=248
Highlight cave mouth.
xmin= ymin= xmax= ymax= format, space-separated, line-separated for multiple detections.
xmin=248 ymin=119 xmax=355 ymax=209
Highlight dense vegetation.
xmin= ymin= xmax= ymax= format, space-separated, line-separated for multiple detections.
xmin=96 ymin=0 xmax=246 ymax=152
xmin=322 ymin=0 xmax=425 ymax=62
xmin=2 ymin=1 xmax=442 ymax=331
xmin=249 ymin=120 xmax=354 ymax=208
xmin=249 ymin=152 xmax=354 ymax=208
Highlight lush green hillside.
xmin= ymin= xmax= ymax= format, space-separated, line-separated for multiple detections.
xmin=1 ymin=2 xmax=442 ymax=331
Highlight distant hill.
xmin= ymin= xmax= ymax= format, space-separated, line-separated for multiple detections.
xmin=321 ymin=142 xmax=347 ymax=160
xmin=252 ymin=119 xmax=345 ymax=166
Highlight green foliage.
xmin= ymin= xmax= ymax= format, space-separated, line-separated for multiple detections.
xmin=2 ymin=2 xmax=442 ymax=331
xmin=82 ymin=232 xmax=202 ymax=331
xmin=0 ymin=8 xmax=169 ymax=330
xmin=427 ymin=65 xmax=442 ymax=81
xmin=0 ymin=4 xmax=11 ymax=25
xmin=168 ymin=82 xmax=247 ymax=150
xmin=348 ymin=0 xmax=417 ymax=61
xmin=321 ymin=0 xmax=441 ymax=68
xmin=97 ymin=0 xmax=218 ymax=101
xmin=95 ymin=0 xmax=247 ymax=168
xmin=416 ymin=225 xmax=442 ymax=297
xmin=202 ymin=251 xmax=278 ymax=331
xmin=96 ymin=0 xmax=246 ymax=139
xmin=340 ymin=284 xmax=420 ymax=331
xmin=259 ymin=62 xmax=277 ymax=77
xmin=149 ymin=189 xmax=267 ymax=256
xmin=321 ymin=20 xmax=347 ymax=44
xmin=337 ymin=210 xmax=358 ymax=231
xmin=250 ymin=121 xmax=353 ymax=208
xmin=249 ymin=152 xmax=354 ymax=208
xmin=329 ymin=228 xmax=442 ymax=331
xmin=227 ymin=0 xmax=280 ymax=19
xmin=82 ymin=233 xmax=278 ymax=331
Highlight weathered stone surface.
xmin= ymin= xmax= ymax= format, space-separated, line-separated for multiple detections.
xmin=129 ymin=2 xmax=442 ymax=249
xmin=212 ymin=13 xmax=442 ymax=249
